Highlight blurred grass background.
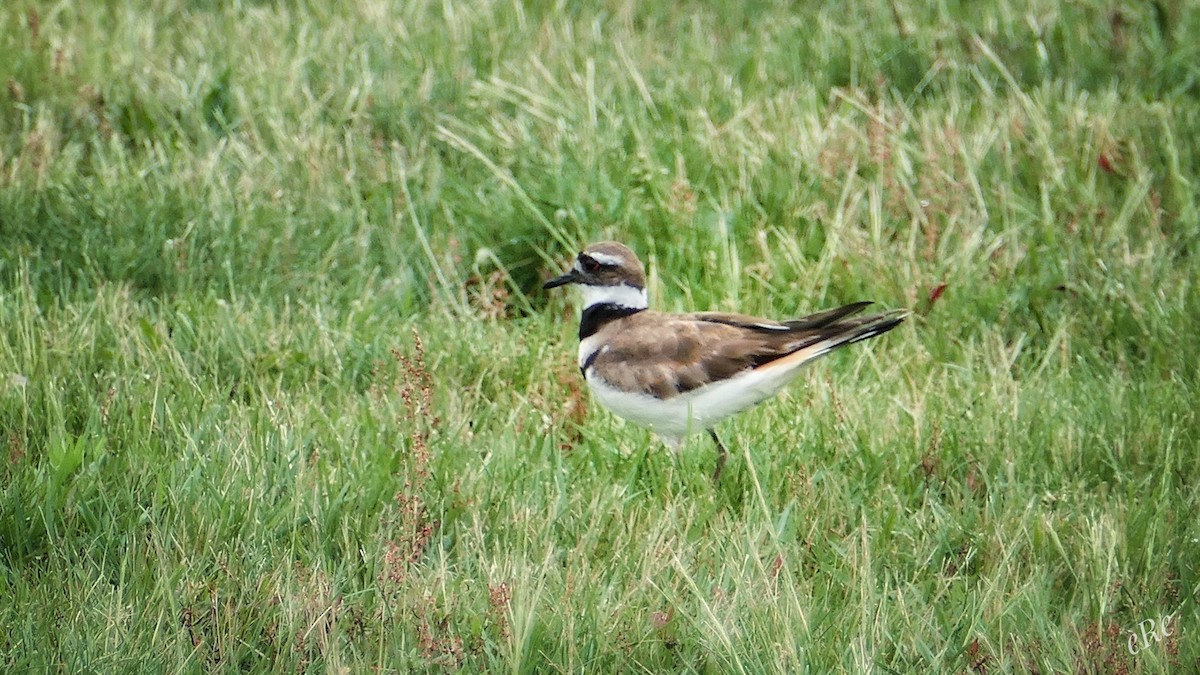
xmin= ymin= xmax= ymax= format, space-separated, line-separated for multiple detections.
xmin=1 ymin=0 xmax=1197 ymax=671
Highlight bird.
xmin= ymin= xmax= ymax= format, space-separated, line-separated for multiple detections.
xmin=543 ymin=241 xmax=906 ymax=480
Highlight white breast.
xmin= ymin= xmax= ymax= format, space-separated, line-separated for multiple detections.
xmin=577 ymin=334 xmax=608 ymax=370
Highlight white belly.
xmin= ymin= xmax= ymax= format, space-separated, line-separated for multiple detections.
xmin=583 ymin=363 xmax=805 ymax=443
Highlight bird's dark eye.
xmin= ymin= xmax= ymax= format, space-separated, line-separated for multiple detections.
xmin=581 ymin=257 xmax=601 ymax=272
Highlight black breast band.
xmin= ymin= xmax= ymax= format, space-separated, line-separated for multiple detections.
xmin=579 ymin=303 xmax=645 ymax=340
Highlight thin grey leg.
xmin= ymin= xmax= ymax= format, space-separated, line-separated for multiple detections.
xmin=708 ymin=429 xmax=728 ymax=482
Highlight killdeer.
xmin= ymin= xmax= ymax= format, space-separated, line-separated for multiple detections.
xmin=544 ymin=241 xmax=906 ymax=480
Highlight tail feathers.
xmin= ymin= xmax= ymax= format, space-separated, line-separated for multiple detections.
xmin=837 ymin=310 xmax=908 ymax=348
xmin=755 ymin=310 xmax=907 ymax=373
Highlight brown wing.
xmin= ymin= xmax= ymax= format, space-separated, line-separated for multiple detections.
xmin=687 ymin=312 xmax=791 ymax=331
xmin=589 ymin=312 xmax=826 ymax=399
xmin=690 ymin=301 xmax=874 ymax=331
xmin=779 ymin=301 xmax=875 ymax=330
xmin=590 ymin=304 xmax=905 ymax=399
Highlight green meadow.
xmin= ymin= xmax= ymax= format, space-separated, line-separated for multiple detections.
xmin=2 ymin=0 xmax=1198 ymax=671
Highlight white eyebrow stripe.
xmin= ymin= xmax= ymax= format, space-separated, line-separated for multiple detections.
xmin=586 ymin=251 xmax=624 ymax=266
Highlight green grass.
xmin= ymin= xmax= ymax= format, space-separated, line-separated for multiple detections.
xmin=2 ymin=0 xmax=1198 ymax=671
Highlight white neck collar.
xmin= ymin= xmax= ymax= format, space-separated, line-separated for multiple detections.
xmin=579 ymin=283 xmax=648 ymax=311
